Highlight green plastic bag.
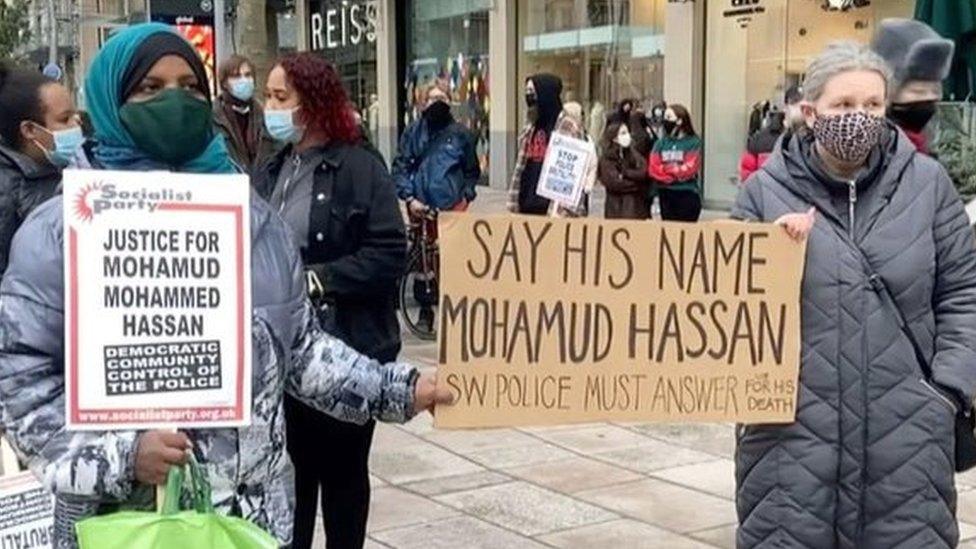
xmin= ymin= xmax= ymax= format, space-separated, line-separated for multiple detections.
xmin=76 ymin=457 xmax=279 ymax=549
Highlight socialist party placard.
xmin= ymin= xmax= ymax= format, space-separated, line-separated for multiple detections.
xmin=63 ymin=170 xmax=252 ymax=430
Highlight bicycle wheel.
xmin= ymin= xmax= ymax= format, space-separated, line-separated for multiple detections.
xmin=398 ymin=250 xmax=438 ymax=341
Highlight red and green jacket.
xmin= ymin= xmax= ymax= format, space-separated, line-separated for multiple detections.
xmin=648 ymin=134 xmax=702 ymax=194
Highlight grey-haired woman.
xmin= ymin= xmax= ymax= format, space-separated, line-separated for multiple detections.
xmin=734 ymin=41 xmax=976 ymax=548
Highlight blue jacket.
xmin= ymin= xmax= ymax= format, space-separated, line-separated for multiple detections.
xmin=392 ymin=119 xmax=480 ymax=210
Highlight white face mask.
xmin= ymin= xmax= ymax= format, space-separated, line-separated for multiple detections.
xmin=615 ymin=132 xmax=632 ymax=148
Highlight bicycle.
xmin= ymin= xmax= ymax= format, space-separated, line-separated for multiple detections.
xmin=398 ymin=207 xmax=439 ymax=340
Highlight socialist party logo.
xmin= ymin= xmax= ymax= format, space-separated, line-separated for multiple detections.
xmin=74 ymin=183 xmax=193 ymax=222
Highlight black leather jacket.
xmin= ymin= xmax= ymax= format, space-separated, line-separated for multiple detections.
xmin=254 ymin=143 xmax=407 ymax=362
xmin=0 ymin=144 xmax=61 ymax=279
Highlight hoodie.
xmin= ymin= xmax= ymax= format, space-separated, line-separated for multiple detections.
xmin=507 ymin=74 xmax=564 ymax=214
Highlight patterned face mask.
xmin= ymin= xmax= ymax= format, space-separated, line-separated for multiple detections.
xmin=812 ymin=111 xmax=886 ymax=163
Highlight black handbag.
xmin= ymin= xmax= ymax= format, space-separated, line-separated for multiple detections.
xmin=778 ymin=173 xmax=976 ymax=470
xmin=864 ymin=272 xmax=976 ymax=472
xmin=305 ymin=269 xmax=336 ymax=331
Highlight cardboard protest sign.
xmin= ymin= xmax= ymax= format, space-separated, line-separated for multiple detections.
xmin=435 ymin=214 xmax=805 ymax=429
xmin=63 ymin=170 xmax=252 ymax=431
xmin=535 ymin=133 xmax=594 ymax=208
xmin=0 ymin=473 xmax=54 ymax=549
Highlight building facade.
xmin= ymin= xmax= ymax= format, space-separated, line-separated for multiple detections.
xmin=61 ymin=0 xmax=920 ymax=208
xmin=284 ymin=0 xmax=915 ymax=207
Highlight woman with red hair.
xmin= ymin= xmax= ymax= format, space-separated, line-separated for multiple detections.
xmin=252 ymin=52 xmax=407 ymax=549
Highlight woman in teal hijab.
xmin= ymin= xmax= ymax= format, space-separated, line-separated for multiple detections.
xmin=85 ymin=23 xmax=236 ymax=173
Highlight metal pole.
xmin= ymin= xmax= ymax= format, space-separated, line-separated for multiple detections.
xmin=47 ymin=0 xmax=57 ymax=65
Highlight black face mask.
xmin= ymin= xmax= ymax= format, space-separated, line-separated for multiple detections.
xmin=888 ymin=100 xmax=937 ymax=133
xmin=525 ymin=93 xmax=538 ymax=108
xmin=663 ymin=120 xmax=678 ymax=136
xmin=424 ymin=100 xmax=452 ymax=129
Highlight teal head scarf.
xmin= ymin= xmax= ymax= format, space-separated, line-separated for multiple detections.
xmin=85 ymin=23 xmax=237 ymax=174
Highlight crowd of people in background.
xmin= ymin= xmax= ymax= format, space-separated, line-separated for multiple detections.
xmin=503 ymin=72 xmax=707 ymax=223
xmin=0 ymin=14 xmax=975 ymax=549
xmin=0 ymin=23 xmax=451 ymax=549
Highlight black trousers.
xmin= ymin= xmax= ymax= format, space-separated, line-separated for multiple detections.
xmin=285 ymin=395 xmax=376 ymax=549
xmin=658 ymin=188 xmax=703 ymax=222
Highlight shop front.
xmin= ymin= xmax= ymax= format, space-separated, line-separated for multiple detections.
xmin=516 ymin=0 xmax=667 ymax=142
xmin=308 ymin=0 xmax=380 ymax=132
xmin=702 ymin=0 xmax=916 ymax=206
xmin=401 ymin=1 xmax=491 ymax=184
xmin=290 ymin=0 xmax=931 ymax=202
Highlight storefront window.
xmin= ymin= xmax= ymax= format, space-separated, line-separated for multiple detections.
xmin=516 ymin=0 xmax=667 ymax=139
xmin=703 ymin=0 xmax=915 ymax=205
xmin=308 ymin=0 xmax=378 ymax=120
xmin=402 ymin=0 xmax=490 ymax=184
xmin=233 ymin=0 xmax=299 ymax=87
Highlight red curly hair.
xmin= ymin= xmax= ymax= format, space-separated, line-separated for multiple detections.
xmin=276 ymin=53 xmax=360 ymax=144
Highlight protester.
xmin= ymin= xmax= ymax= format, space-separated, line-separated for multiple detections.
xmin=252 ymin=52 xmax=407 ymax=549
xmin=587 ymin=100 xmax=607 ymax=150
xmin=872 ymin=18 xmax=954 ymax=153
xmin=646 ymin=101 xmax=668 ymax=141
xmin=548 ymin=101 xmax=595 ymax=218
xmin=0 ymin=23 xmax=450 ymax=549
xmin=732 ymin=41 xmax=976 ymax=547
xmin=738 ymin=107 xmax=786 ymax=183
xmin=599 ymin=120 xmax=649 ymax=219
xmin=608 ymin=98 xmax=635 ymax=125
xmin=392 ymin=79 xmax=480 ymax=215
xmin=213 ymin=54 xmax=276 ymax=173
xmin=611 ymin=98 xmax=654 ymax=158
xmin=648 ymin=104 xmax=702 ymax=221
xmin=783 ymin=85 xmax=805 ymax=130
xmin=349 ymin=102 xmax=383 ymax=163
xmin=507 ymin=73 xmax=564 ymax=215
xmin=0 ymin=63 xmax=81 ymax=280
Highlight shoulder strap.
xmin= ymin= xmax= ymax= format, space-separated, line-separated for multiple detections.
xmin=829 ymin=223 xmax=934 ymax=380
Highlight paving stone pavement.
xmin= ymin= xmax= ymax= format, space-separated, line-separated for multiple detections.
xmin=308 ymin=188 xmax=976 ymax=547
xmin=304 ymin=328 xmax=976 ymax=548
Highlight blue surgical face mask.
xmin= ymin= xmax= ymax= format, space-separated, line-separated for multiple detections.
xmin=264 ymin=108 xmax=304 ymax=144
xmin=34 ymin=125 xmax=84 ymax=168
xmin=228 ymin=77 xmax=255 ymax=102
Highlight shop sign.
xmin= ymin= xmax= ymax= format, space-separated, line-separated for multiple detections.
xmin=724 ymin=0 xmax=765 ymax=18
xmin=310 ymin=0 xmax=378 ymax=51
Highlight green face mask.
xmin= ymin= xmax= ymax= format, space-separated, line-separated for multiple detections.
xmin=119 ymin=88 xmax=213 ymax=167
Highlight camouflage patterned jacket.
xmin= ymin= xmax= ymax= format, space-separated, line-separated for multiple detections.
xmin=0 ymin=193 xmax=418 ymax=548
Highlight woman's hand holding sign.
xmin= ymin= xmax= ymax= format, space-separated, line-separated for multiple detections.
xmin=775 ymin=207 xmax=817 ymax=242
xmin=414 ymin=371 xmax=454 ymax=415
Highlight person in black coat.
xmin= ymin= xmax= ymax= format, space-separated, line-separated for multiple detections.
xmin=0 ymin=63 xmax=82 ymax=281
xmin=253 ymin=53 xmax=407 ymax=549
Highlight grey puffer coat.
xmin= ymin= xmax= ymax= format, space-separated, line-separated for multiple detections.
xmin=0 ymin=192 xmax=418 ymax=548
xmin=732 ymin=128 xmax=976 ymax=548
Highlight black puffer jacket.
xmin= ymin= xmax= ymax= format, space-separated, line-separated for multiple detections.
xmin=254 ymin=143 xmax=406 ymax=362
xmin=0 ymin=144 xmax=61 ymax=279
xmin=732 ymin=127 xmax=976 ymax=548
